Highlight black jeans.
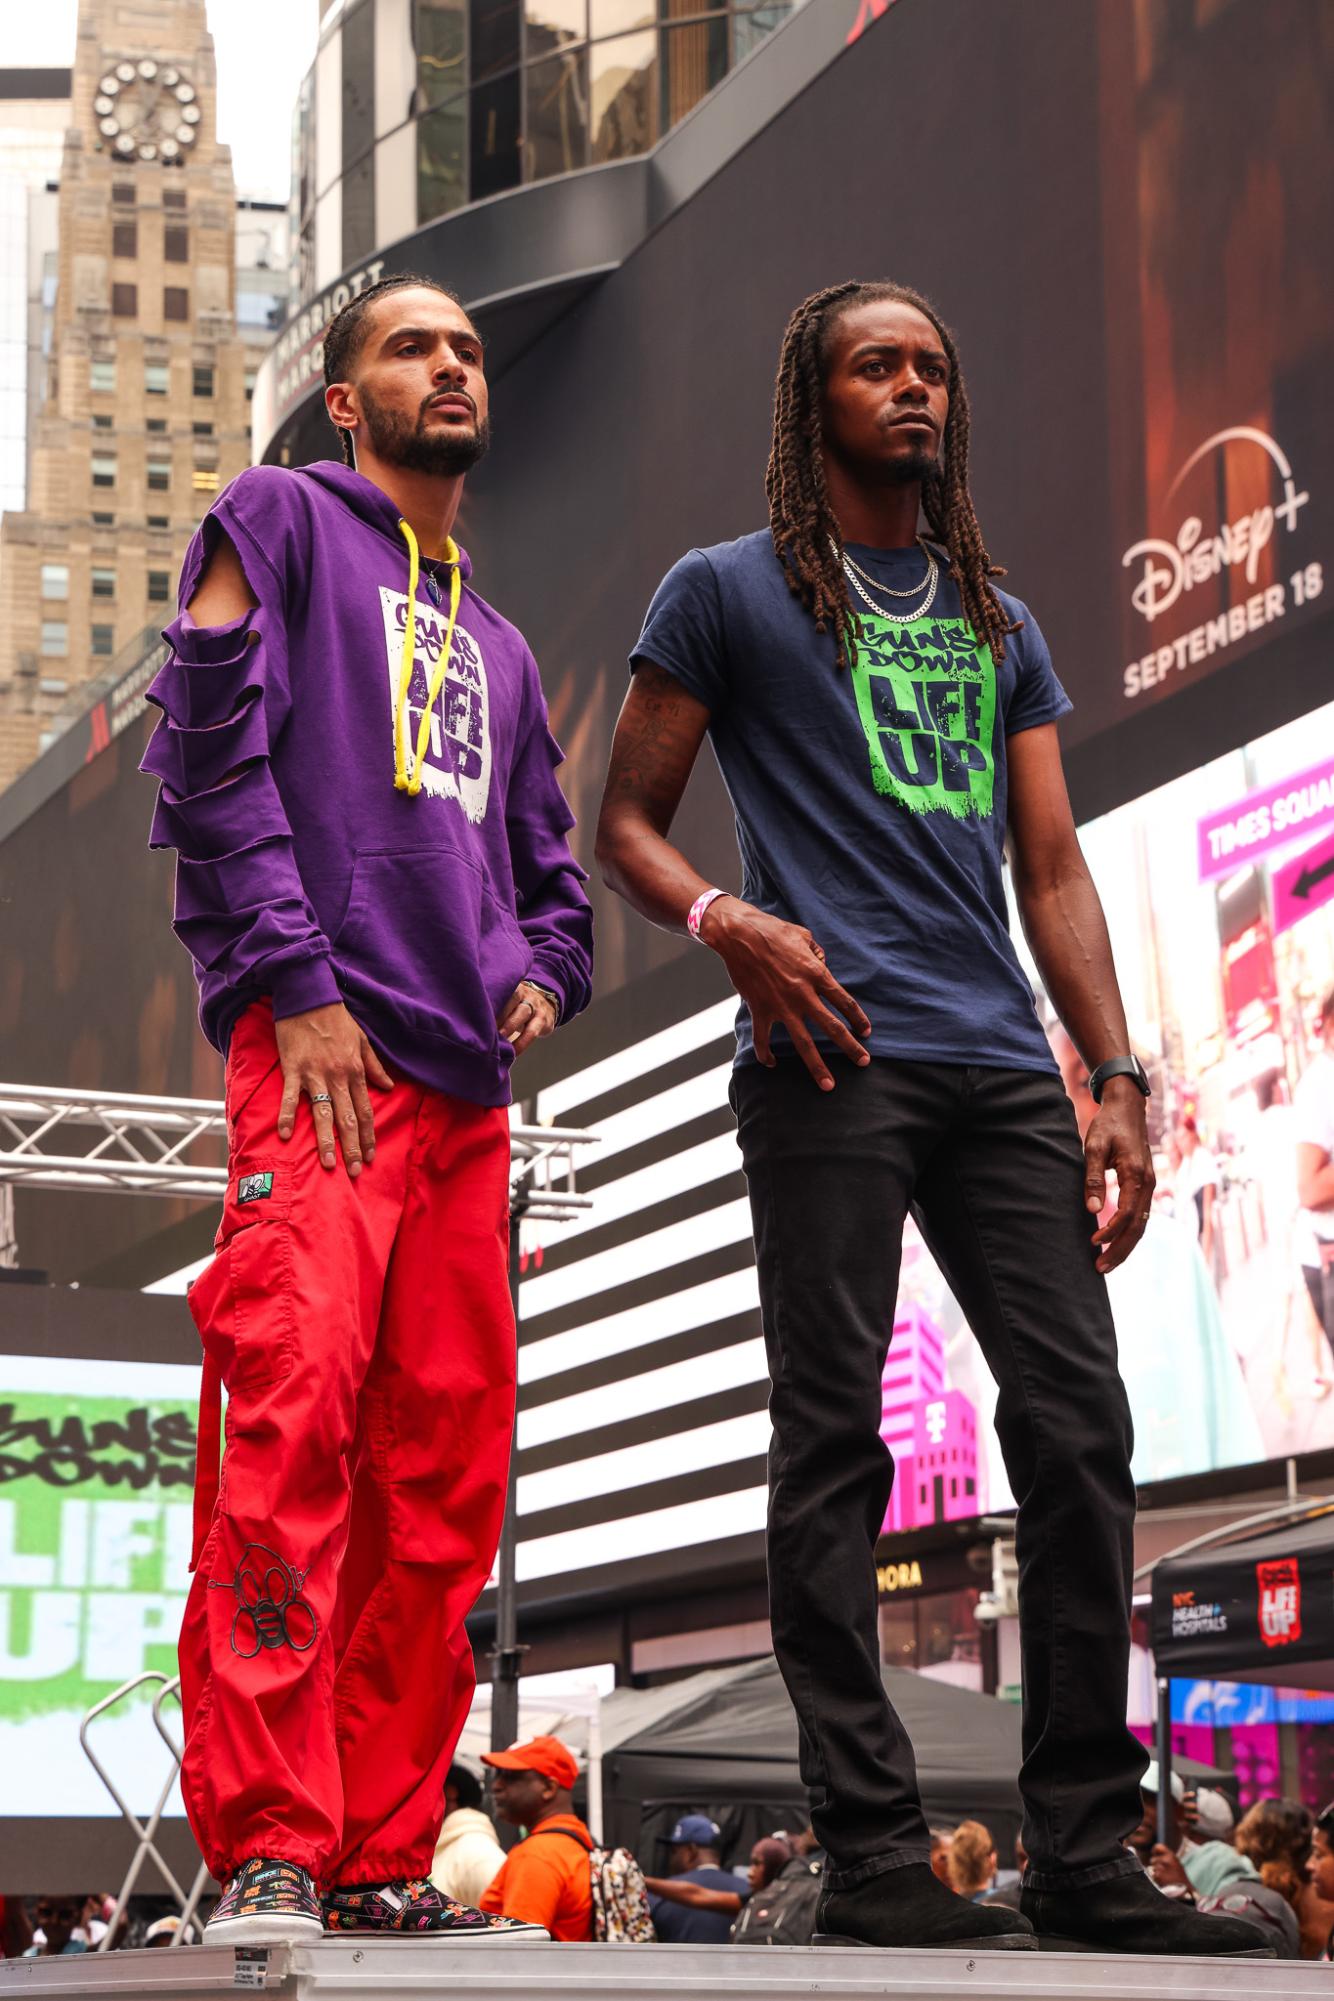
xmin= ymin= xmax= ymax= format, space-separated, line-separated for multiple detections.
xmin=731 ymin=1055 xmax=1145 ymax=1893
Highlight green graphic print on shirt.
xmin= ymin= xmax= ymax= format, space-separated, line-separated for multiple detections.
xmin=849 ymin=613 xmax=996 ymax=820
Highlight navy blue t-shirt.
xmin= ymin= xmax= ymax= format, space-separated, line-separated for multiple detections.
xmin=631 ymin=531 xmax=1071 ymax=1072
xmin=648 ymin=1866 xmax=749 ymax=1944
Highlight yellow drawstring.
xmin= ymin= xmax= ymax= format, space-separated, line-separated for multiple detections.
xmin=394 ymin=519 xmax=463 ymax=796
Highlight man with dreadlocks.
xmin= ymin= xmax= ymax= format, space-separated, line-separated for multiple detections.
xmin=596 ymin=284 xmax=1268 ymax=1962
xmin=141 ymin=275 xmax=591 ymax=1943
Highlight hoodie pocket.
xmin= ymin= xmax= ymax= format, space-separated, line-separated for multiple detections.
xmin=334 ymin=847 xmax=532 ymax=1056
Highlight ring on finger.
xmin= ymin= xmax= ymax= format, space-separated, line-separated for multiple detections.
xmin=310 ymin=1092 xmax=333 ymax=1107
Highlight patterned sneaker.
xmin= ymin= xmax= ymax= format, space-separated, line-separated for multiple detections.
xmin=323 ymin=1879 xmax=547 ymax=1941
xmin=205 ymin=1858 xmax=324 ymax=1945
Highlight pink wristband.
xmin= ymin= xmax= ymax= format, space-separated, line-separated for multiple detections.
xmin=688 ymin=887 xmax=729 ymax=941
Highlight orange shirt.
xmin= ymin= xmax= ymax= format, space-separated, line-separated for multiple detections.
xmin=480 ymin=1813 xmax=594 ymax=1941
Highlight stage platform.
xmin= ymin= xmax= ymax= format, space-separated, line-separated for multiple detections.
xmin=0 ymin=1940 xmax=1325 ymax=2001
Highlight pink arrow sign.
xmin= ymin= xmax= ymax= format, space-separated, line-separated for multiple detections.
xmin=1272 ymin=838 xmax=1334 ymax=938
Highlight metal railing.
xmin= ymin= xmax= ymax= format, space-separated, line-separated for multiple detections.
xmin=79 ymin=1672 xmax=210 ymax=1951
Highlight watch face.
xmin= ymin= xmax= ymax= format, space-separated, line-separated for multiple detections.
xmin=95 ymin=58 xmax=198 ymax=162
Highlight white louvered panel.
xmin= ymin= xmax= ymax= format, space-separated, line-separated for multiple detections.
xmin=534 ymin=999 xmax=736 ymax=1121
xmin=552 ymin=1130 xmax=740 ymax=1245
xmin=518 ymin=1197 xmax=753 ymax=1321
xmin=517 ymin=1336 xmax=768 ymax=1449
xmin=517 ymin=1409 xmax=771 ymax=1517
xmin=517 ymin=1483 xmax=769 ymax=1583
xmin=520 ymin=1266 xmax=760 ymax=1384
xmin=581 ymin=1061 xmax=732 ymax=1171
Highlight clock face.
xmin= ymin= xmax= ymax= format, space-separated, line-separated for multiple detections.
xmin=94 ymin=58 xmax=199 ymax=163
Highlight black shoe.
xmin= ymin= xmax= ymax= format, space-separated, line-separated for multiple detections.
xmin=1020 ymin=1868 xmax=1275 ymax=1956
xmin=813 ymin=1863 xmax=1037 ymax=1951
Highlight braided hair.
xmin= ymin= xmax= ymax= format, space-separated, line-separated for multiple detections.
xmin=322 ymin=272 xmax=461 ymax=466
xmin=765 ymin=280 xmax=1019 ymax=670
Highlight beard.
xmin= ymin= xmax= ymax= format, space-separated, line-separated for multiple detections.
xmin=880 ymin=439 xmax=938 ymax=486
xmin=359 ymin=382 xmax=491 ymax=476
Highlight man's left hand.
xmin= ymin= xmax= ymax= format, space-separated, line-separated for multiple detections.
xmin=498 ymin=980 xmax=558 ymax=1057
xmin=1083 ymin=1079 xmax=1155 ymax=1273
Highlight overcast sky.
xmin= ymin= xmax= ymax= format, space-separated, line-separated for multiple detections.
xmin=1 ymin=0 xmax=319 ymax=203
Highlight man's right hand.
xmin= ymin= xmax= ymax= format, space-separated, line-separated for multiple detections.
xmin=699 ymin=898 xmax=872 ymax=1091
xmin=274 ymin=1002 xmax=394 ymax=1177
xmin=1148 ymin=1844 xmax=1191 ymax=1892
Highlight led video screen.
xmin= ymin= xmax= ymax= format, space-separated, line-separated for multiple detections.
xmin=0 ymin=1355 xmax=196 ymax=1819
xmin=510 ymin=698 xmax=1334 ymax=1590
xmin=900 ymin=698 xmax=1334 ymax=1521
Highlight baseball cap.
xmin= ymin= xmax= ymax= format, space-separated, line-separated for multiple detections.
xmin=661 ymin=1814 xmax=722 ymax=1846
xmin=481 ymin=1734 xmax=579 ymax=1789
xmin=1194 ymin=1786 xmax=1236 ymax=1842
xmin=1141 ymin=1759 xmax=1186 ymax=1803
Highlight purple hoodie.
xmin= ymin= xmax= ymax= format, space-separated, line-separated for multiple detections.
xmin=141 ymin=461 xmax=593 ymax=1107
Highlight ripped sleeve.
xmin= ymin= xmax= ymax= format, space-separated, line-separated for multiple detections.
xmin=140 ymin=602 xmax=341 ymax=1021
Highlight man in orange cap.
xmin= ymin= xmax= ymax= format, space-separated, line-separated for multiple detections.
xmin=480 ymin=1737 xmax=595 ymax=1941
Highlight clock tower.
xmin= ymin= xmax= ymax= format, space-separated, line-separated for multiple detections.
xmin=93 ymin=55 xmax=204 ymax=169
xmin=0 ymin=0 xmax=254 ymax=790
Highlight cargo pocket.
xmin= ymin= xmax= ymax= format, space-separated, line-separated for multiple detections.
xmin=187 ymin=1158 xmax=295 ymax=1395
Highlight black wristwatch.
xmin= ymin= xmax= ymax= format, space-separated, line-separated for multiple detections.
xmin=1088 ymin=1054 xmax=1151 ymax=1104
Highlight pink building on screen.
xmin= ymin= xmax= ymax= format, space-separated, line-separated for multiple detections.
xmin=880 ymin=1304 xmax=981 ymax=1532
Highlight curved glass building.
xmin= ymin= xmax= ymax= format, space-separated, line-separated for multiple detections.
xmin=295 ymin=0 xmax=807 ymax=297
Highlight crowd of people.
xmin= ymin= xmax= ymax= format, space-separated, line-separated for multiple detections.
xmin=431 ymin=1742 xmax=1334 ymax=1957
xmin=433 ymin=1737 xmax=826 ymax=1947
xmin=0 ymin=1893 xmax=187 ymax=1956
xmin=1130 ymin=1764 xmax=1334 ymax=1961
xmin=926 ymin=1767 xmax=1334 ymax=1963
xmin=9 ymin=1738 xmax=1334 ymax=1956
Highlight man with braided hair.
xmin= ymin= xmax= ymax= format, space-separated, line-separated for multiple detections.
xmin=142 ymin=274 xmax=591 ymax=1943
xmin=596 ymin=283 xmax=1268 ymax=1961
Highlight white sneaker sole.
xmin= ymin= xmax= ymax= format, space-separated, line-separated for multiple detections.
xmin=205 ymin=1911 xmax=325 ymax=1947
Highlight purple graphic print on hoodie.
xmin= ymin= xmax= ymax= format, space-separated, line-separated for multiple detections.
xmin=141 ymin=462 xmax=593 ymax=1108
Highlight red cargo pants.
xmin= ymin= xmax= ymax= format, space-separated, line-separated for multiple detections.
xmin=178 ymin=1003 xmax=514 ymax=1887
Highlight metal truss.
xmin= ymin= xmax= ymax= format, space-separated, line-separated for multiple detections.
xmin=0 ymin=1081 xmax=595 ymax=1218
xmin=0 ymin=1083 xmax=227 ymax=1201
xmin=509 ymin=1119 xmax=597 ymax=1221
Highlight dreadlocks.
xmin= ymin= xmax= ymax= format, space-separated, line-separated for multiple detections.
xmin=765 ymin=280 xmax=1019 ymax=672
xmin=322 ymin=273 xmax=461 ymax=466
